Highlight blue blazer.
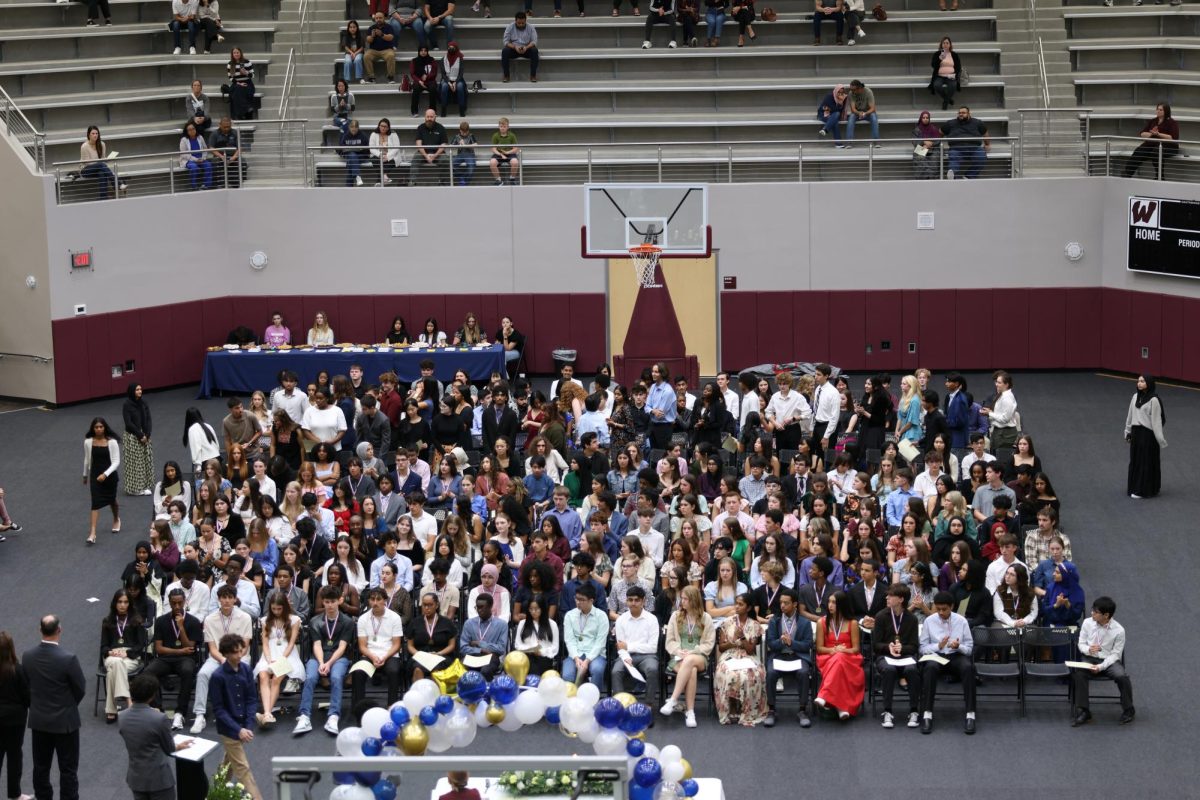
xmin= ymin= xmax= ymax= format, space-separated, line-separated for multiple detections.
xmin=946 ymin=392 xmax=970 ymax=449
xmin=766 ymin=613 xmax=814 ymax=666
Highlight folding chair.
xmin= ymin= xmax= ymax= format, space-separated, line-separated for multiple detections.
xmin=971 ymin=626 xmax=1024 ymax=716
xmin=94 ymin=646 xmax=146 ymax=717
xmin=1020 ymin=626 xmax=1074 ymax=709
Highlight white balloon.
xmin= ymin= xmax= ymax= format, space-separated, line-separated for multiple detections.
xmin=335 ymin=726 xmax=365 ymax=758
xmin=380 ymin=746 xmax=400 ymax=758
xmin=447 ymin=705 xmax=478 ymax=748
xmin=576 ymin=717 xmax=600 ymax=743
xmin=592 ymin=728 xmax=627 ymax=756
xmin=474 ymin=702 xmax=494 ymax=729
xmin=576 ymin=683 xmax=601 ymax=707
xmin=560 ymin=698 xmax=591 ymax=733
xmin=537 ymin=675 xmax=568 ymax=708
xmin=404 ymin=679 xmax=441 ymax=715
xmin=642 ymin=743 xmax=660 ymax=762
xmin=426 ymin=717 xmax=454 ymax=753
xmin=329 ymin=783 xmax=374 ymax=800
xmin=662 ymin=762 xmax=685 ymax=783
xmin=497 ymin=703 xmax=524 ymax=731
xmin=513 ymin=690 xmax=546 ymax=725
xmin=359 ymin=707 xmax=391 ymax=740
xmin=658 ymin=745 xmax=682 ymax=765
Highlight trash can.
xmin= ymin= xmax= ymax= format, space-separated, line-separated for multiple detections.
xmin=552 ymin=348 xmax=577 ymax=373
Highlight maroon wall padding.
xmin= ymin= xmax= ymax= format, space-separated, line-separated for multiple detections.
xmin=827 ymin=291 xmax=866 ymax=371
xmin=139 ymin=304 xmax=176 ymax=389
xmin=900 ymin=290 xmax=921 ymax=372
xmin=864 ymin=290 xmax=903 ymax=372
xmin=917 ymin=289 xmax=956 ymax=369
xmin=954 ymin=289 xmax=993 ymax=370
xmin=1182 ymin=297 xmax=1200 ymax=384
xmin=990 ymin=289 xmax=1029 ymax=370
xmin=51 ymin=317 xmax=89 ymax=405
xmin=569 ymin=294 xmax=607 ymax=373
xmin=753 ymin=293 xmax=793 ymax=367
xmin=719 ymin=292 xmax=757 ymax=371
xmin=173 ymin=301 xmax=206 ymax=387
xmin=1064 ymin=288 xmax=1102 ymax=369
xmin=531 ymin=294 xmax=574 ymax=374
xmin=1128 ymin=291 xmax=1162 ymax=377
xmin=1100 ymin=289 xmax=1132 ymax=375
xmin=1159 ymin=295 xmax=1183 ymax=383
xmin=793 ymin=291 xmax=830 ymax=368
xmin=1026 ymin=290 xmax=1065 ymax=370
xmin=107 ymin=312 xmax=143 ymax=395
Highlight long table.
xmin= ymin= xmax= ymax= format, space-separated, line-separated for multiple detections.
xmin=198 ymin=344 xmax=507 ymax=398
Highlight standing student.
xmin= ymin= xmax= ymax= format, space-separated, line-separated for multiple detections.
xmin=22 ymin=616 xmax=85 ymax=800
xmin=83 ymin=417 xmax=122 ymax=546
xmin=209 ymin=634 xmax=261 ymax=800
xmin=118 ymin=675 xmax=189 ymax=800
xmin=0 ymin=631 xmax=30 ymax=800
xmin=1124 ymin=374 xmax=1167 ymax=499
xmin=191 ymin=585 xmax=254 ymax=734
xmin=122 ymin=383 xmax=155 ymax=497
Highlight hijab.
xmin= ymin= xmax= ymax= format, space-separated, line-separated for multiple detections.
xmin=413 ymin=49 xmax=435 ymax=77
xmin=1045 ymin=560 xmax=1084 ymax=613
xmin=915 ymin=111 xmax=941 ymax=139
xmin=1135 ymin=375 xmax=1165 ymax=425
xmin=980 ymin=521 xmax=1008 ymax=562
xmin=445 ymin=42 xmax=462 ymax=66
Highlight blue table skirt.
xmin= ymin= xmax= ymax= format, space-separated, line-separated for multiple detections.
xmin=198 ymin=344 xmax=507 ymax=398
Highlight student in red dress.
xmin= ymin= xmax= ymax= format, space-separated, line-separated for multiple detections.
xmin=813 ymin=590 xmax=864 ymax=720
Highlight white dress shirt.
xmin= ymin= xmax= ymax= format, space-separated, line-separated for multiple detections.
xmin=765 ymin=390 xmax=812 ymax=430
xmin=811 ymin=381 xmax=840 ymax=441
xmin=988 ymin=389 xmax=1018 ymax=429
xmin=635 ymin=529 xmax=665 ymax=566
xmin=271 ymin=387 xmax=310 ymax=425
xmin=165 ymin=579 xmax=211 ymax=618
xmin=1076 ymin=617 xmax=1126 ymax=671
xmin=912 ymin=468 xmax=944 ymax=500
xmin=615 ymin=610 xmax=660 ymax=655
xmin=919 ymin=611 xmax=974 ymax=656
xmin=722 ymin=388 xmax=740 ymax=421
xmin=985 ymin=556 xmax=1027 ymax=594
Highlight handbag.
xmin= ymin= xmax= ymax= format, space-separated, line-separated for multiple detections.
xmin=760 ymin=6 xmax=777 ymax=19
xmin=400 ymin=74 xmax=412 ymax=92
xmin=958 ymin=67 xmax=970 ymax=87
xmin=834 ymin=432 xmax=859 ymax=452
xmin=872 ymin=3 xmax=886 ymax=19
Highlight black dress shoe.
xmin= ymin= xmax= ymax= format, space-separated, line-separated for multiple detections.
xmin=1072 ymin=709 xmax=1092 ymax=727
xmin=920 ymin=717 xmax=933 ymax=734
xmin=964 ymin=717 xmax=976 ymax=735
xmin=1119 ymin=708 xmax=1136 ymax=725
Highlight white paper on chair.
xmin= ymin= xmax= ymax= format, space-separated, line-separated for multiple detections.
xmin=463 ymin=654 xmax=493 ymax=669
xmin=1066 ymin=660 xmax=1099 ymax=670
xmin=172 ymin=735 xmax=220 ymax=762
xmin=919 ymin=654 xmax=949 ymax=665
xmin=722 ymin=657 xmax=757 ymax=671
xmin=619 ymin=654 xmax=645 ymax=683
xmin=771 ymin=658 xmax=807 ymax=672
xmin=412 ymin=652 xmax=443 ymax=672
xmin=884 ymin=657 xmax=916 ymax=667
xmin=349 ymin=660 xmax=376 ymax=677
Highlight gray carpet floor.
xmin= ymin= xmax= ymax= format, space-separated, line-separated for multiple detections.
xmin=0 ymin=371 xmax=1195 ymax=800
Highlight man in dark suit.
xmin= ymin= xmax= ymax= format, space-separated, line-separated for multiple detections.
xmin=22 ymin=615 xmax=85 ymax=800
xmin=781 ymin=456 xmax=812 ymax=509
xmin=118 ymin=675 xmax=185 ymax=800
xmin=764 ymin=590 xmax=814 ymax=729
xmin=848 ymin=559 xmax=887 ymax=623
xmin=481 ymin=383 xmax=519 ymax=455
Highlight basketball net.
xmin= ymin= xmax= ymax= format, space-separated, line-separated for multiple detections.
xmin=628 ymin=244 xmax=663 ymax=288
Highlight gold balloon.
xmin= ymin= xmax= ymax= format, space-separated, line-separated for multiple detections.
xmin=485 ymin=702 xmax=506 ymax=724
xmin=626 ymin=731 xmax=646 ymax=742
xmin=563 ymin=683 xmax=577 ymax=699
xmin=504 ymin=651 xmax=530 ymax=686
xmin=558 ymin=722 xmax=578 ymax=739
xmin=612 ymin=692 xmax=637 ymax=709
xmin=399 ymin=721 xmax=428 ymax=756
xmin=541 ymin=669 xmax=561 ymax=682
xmin=680 ymin=759 xmax=693 ymax=781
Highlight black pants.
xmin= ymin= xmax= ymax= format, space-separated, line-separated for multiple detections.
xmin=351 ymin=658 xmax=404 ymax=708
xmin=765 ymin=660 xmax=810 ymax=710
xmin=1072 ymin=660 xmax=1133 ymax=712
xmin=875 ymin=658 xmax=920 ymax=713
xmin=644 ymin=11 xmax=677 ymax=41
xmin=410 ymin=84 xmax=436 ymax=115
xmin=733 ymin=6 xmax=754 ymax=33
xmin=31 ymin=729 xmax=79 ymax=800
xmin=649 ymin=422 xmax=674 ymax=449
xmin=0 ymin=724 xmax=24 ymax=800
xmin=1124 ymin=141 xmax=1175 ymax=179
xmin=501 ymin=46 xmax=539 ymax=78
xmin=919 ymin=653 xmax=975 ymax=714
xmin=86 ymin=0 xmax=111 ymax=20
xmin=774 ymin=424 xmax=802 ymax=451
xmin=199 ymin=18 xmax=221 ymax=50
xmin=143 ymin=656 xmax=198 ymax=716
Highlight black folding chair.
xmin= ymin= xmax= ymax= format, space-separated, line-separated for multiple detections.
xmin=971 ymin=626 xmax=1024 ymax=716
xmin=1020 ymin=626 xmax=1074 ymax=709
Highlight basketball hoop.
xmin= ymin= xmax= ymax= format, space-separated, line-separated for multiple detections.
xmin=628 ymin=244 xmax=663 ymax=288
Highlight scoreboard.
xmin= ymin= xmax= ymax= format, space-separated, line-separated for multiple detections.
xmin=1128 ymin=196 xmax=1200 ymax=280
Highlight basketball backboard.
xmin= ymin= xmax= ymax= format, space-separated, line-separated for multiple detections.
xmin=582 ymin=184 xmax=711 ymax=258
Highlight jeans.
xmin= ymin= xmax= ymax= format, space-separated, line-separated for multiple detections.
xmin=452 ymin=152 xmax=476 ymax=185
xmin=438 ymin=78 xmax=467 ymax=114
xmin=343 ymin=52 xmax=364 ymax=80
xmin=300 ymin=658 xmax=350 ymax=718
xmin=846 ymin=111 xmax=879 ymax=141
xmin=947 ymin=145 xmax=985 ymax=178
xmin=705 ymin=8 xmax=724 ymax=36
xmin=389 ymin=15 xmax=427 ymax=47
xmin=562 ymin=655 xmax=606 ymax=688
xmin=931 ymin=75 xmax=955 ymax=107
xmin=423 ymin=14 xmax=454 ymax=47
xmin=818 ymin=111 xmax=841 ymax=140
xmin=171 ymin=19 xmax=198 ymax=48
xmin=344 ymin=151 xmax=365 ymax=185
xmin=812 ymin=9 xmax=843 ymax=38
xmin=185 ymin=158 xmax=213 ymax=189
xmin=81 ymin=161 xmax=115 ymax=199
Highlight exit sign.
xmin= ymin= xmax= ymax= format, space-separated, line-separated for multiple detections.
xmin=70 ymin=249 xmax=92 ymax=269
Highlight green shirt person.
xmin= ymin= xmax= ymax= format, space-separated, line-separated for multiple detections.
xmin=490 ymin=117 xmax=521 ymax=184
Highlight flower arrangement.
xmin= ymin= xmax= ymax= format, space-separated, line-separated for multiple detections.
xmin=206 ymin=764 xmax=254 ymax=800
xmin=497 ymin=770 xmax=614 ymax=797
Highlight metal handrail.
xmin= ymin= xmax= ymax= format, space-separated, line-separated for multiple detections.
xmin=298 ymin=0 xmax=312 ymax=43
xmin=1036 ymin=37 xmax=1050 ymax=108
xmin=0 ymin=83 xmax=46 ymax=171
xmin=277 ymin=47 xmax=296 ymax=119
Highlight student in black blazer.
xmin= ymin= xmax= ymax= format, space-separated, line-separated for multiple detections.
xmin=919 ymin=391 xmax=948 ymax=463
xmin=848 ymin=559 xmax=887 ymax=623
xmin=118 ymin=675 xmax=184 ymax=800
xmin=0 ymin=631 xmax=30 ymax=800
xmin=21 ymin=616 xmax=85 ymax=800
xmin=481 ymin=385 xmax=519 ymax=456
xmin=871 ymin=585 xmax=921 ymax=729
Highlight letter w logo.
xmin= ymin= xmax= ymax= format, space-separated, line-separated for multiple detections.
xmin=1130 ymin=199 xmax=1159 ymax=227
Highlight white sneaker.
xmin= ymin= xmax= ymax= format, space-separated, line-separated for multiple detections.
xmin=856 ymin=26 xmax=865 ymax=37
xmin=139 ymin=488 xmax=152 ymax=496
xmin=907 ymin=712 xmax=920 ymax=728
xmin=642 ymin=40 xmax=651 ymax=48
xmin=847 ymin=38 xmax=855 ymax=45
xmin=173 ymin=47 xmax=182 ymax=55
xmin=814 ymin=697 xmax=827 ymax=709
xmin=881 ymin=712 xmax=895 ymax=728
xmin=659 ymin=698 xmax=677 ymax=716
xmin=189 ymin=714 xmax=205 ymax=733
xmin=684 ymin=710 xmax=697 ymax=728
xmin=668 ymin=40 xmax=677 ymax=47
xmin=324 ymin=714 xmax=340 ymax=734
xmin=217 ymin=33 xmax=225 ymax=41
xmin=172 ymin=713 xmax=185 ymax=730
xmin=946 ymin=168 xmax=955 ymax=180
xmin=776 ymin=679 xmax=785 ymax=690
xmin=818 ymin=129 xmax=827 ymax=138
xmin=189 ymin=46 xmax=196 ymax=55
xmin=355 ymin=175 xmax=364 ymax=186
xmin=1130 ymin=493 xmax=1142 ymax=499
xmin=293 ymin=714 xmax=312 ymax=735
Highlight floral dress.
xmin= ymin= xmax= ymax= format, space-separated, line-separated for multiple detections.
xmin=713 ymin=616 xmax=768 ymax=726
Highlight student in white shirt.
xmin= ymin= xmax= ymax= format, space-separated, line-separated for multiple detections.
xmin=610 ymin=586 xmax=661 ymax=708
xmin=979 ymin=369 xmax=1019 ymax=452
xmin=912 ymin=451 xmax=946 ymax=502
xmin=164 ymin=559 xmax=211 ymax=617
xmin=960 ymin=433 xmax=997 ymax=476
xmin=810 ymin=363 xmax=841 ymax=462
xmin=1071 ymin=596 xmax=1134 ymax=726
xmin=918 ymin=592 xmax=976 ymax=734
xmin=717 ymin=371 xmax=740 ymax=426
xmin=765 ymin=373 xmax=812 ymax=451
xmin=352 ymin=588 xmax=405 ymax=707
xmin=406 ymin=492 xmax=438 ymax=548
xmin=302 ymin=389 xmax=347 ymax=451
xmin=984 ymin=534 xmax=1026 ymax=594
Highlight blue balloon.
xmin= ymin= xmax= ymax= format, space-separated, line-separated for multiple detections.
xmin=434 ymin=695 xmax=455 ymax=715
xmin=633 ymin=758 xmax=663 ymax=788
xmin=333 ymin=772 xmax=356 ymax=785
xmin=379 ymin=721 xmax=399 ymax=744
xmin=389 ymin=706 xmax=411 ymax=727
xmin=681 ymin=780 xmax=700 ymax=797
xmin=355 ymin=772 xmax=382 ymax=787
xmin=456 ymin=671 xmax=488 ymax=705
xmin=593 ymin=697 xmax=625 ymax=729
xmin=489 ymin=675 xmax=519 ymax=706
xmin=621 ymin=703 xmax=652 ymax=735
xmin=373 ymin=778 xmax=398 ymax=800
xmin=630 ymin=782 xmax=658 ymax=800
xmin=545 ymin=705 xmax=561 ymax=725
xmin=419 ymin=705 xmax=439 ymax=726
xmin=626 ymin=738 xmax=645 ymax=758
xmin=360 ymin=737 xmax=383 ymax=757
xmin=524 ymin=675 xmax=541 ymax=688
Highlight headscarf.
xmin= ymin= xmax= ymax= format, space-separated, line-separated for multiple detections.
xmin=1045 ymin=560 xmax=1084 ymax=614
xmin=915 ymin=110 xmax=941 ymax=139
xmin=1135 ymin=375 xmax=1165 ymax=425
xmin=445 ymin=42 xmax=462 ymax=66
xmin=980 ymin=522 xmax=1008 ymax=561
